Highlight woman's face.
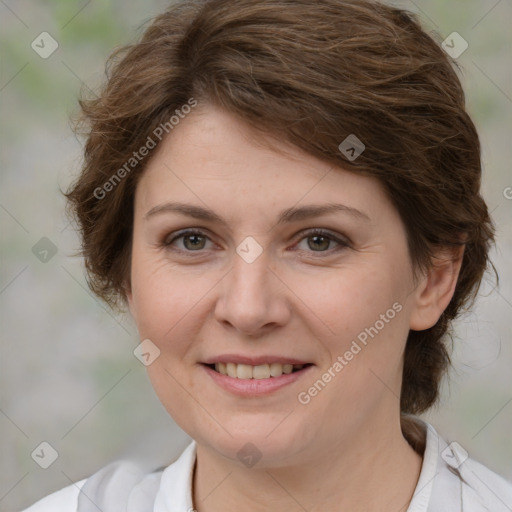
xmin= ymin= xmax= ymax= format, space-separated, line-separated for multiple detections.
xmin=127 ymin=103 xmax=424 ymax=466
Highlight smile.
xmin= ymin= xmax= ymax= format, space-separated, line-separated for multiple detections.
xmin=201 ymin=360 xmax=314 ymax=397
xmin=207 ymin=362 xmax=312 ymax=380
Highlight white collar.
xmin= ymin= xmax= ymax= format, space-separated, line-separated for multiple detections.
xmin=407 ymin=420 xmax=461 ymax=511
xmin=149 ymin=421 xmax=512 ymax=511
xmin=151 ymin=425 xmax=438 ymax=511
xmin=153 ymin=440 xmax=196 ymax=511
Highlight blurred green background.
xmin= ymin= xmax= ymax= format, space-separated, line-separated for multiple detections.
xmin=1 ymin=1 xmax=511 ymax=510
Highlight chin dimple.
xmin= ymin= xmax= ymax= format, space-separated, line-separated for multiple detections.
xmin=212 ymin=362 xmax=306 ymax=379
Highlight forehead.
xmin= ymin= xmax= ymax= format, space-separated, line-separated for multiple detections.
xmin=135 ymin=104 xmax=391 ymax=221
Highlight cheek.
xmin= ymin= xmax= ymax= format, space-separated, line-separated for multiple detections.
xmin=297 ymin=263 xmax=406 ymax=346
xmin=129 ymin=250 xmax=198 ymax=356
xmin=295 ymin=266 xmax=409 ymax=425
xmin=129 ymin=252 xmax=209 ymax=423
xmin=298 ymin=259 xmax=411 ymax=404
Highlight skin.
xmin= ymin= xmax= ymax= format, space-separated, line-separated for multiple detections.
xmin=126 ymin=103 xmax=464 ymax=512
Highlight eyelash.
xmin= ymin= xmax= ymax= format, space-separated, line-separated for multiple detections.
xmin=162 ymin=228 xmax=350 ymax=256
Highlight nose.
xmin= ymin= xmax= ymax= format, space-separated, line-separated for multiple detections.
xmin=214 ymin=246 xmax=291 ymax=337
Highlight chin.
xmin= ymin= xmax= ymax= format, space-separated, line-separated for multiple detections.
xmin=192 ymin=419 xmax=314 ymax=468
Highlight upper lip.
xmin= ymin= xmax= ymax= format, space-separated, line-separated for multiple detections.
xmin=202 ymin=354 xmax=312 ymax=366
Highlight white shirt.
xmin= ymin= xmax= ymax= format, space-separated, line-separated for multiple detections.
xmin=22 ymin=421 xmax=512 ymax=511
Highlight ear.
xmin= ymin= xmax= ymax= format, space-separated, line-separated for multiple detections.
xmin=409 ymin=244 xmax=465 ymax=331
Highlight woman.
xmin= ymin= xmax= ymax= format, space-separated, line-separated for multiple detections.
xmin=23 ymin=0 xmax=512 ymax=510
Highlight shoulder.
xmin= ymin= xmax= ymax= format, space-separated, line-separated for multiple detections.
xmin=413 ymin=419 xmax=512 ymax=512
xmin=21 ymin=460 xmax=164 ymax=512
xmin=20 ymin=442 xmax=197 ymax=512
xmin=21 ymin=478 xmax=87 ymax=512
xmin=457 ymin=454 xmax=512 ymax=511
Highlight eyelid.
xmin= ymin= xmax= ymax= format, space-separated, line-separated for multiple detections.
xmin=292 ymin=228 xmax=351 ymax=252
xmin=163 ymin=228 xmax=213 ymax=247
xmin=163 ymin=227 xmax=350 ymax=254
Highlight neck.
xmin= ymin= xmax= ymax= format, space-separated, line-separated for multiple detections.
xmin=192 ymin=416 xmax=424 ymax=512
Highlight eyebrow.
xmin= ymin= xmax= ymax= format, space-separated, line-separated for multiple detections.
xmin=145 ymin=201 xmax=370 ymax=225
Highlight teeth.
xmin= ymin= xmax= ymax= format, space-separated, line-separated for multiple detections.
xmin=226 ymin=362 xmax=237 ymax=378
xmin=253 ymin=364 xmax=270 ymax=379
xmin=282 ymin=364 xmax=293 ymax=374
xmin=213 ymin=362 xmax=307 ymax=379
xmin=269 ymin=363 xmax=283 ymax=377
xmin=237 ymin=364 xmax=253 ymax=379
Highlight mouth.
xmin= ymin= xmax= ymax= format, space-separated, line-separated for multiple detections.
xmin=204 ymin=362 xmax=313 ymax=380
xmin=200 ymin=355 xmax=314 ymax=396
xmin=202 ymin=361 xmax=314 ymax=396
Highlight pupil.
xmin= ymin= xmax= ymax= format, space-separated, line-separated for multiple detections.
xmin=309 ymin=235 xmax=329 ymax=251
xmin=185 ymin=235 xmax=204 ymax=250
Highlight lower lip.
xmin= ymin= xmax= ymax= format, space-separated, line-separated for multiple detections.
xmin=202 ymin=364 xmax=313 ymax=396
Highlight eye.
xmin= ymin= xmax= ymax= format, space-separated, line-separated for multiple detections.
xmin=163 ymin=229 xmax=214 ymax=252
xmin=162 ymin=228 xmax=350 ymax=256
xmin=294 ymin=229 xmax=349 ymax=254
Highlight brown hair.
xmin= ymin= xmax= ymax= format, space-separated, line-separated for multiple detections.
xmin=66 ymin=0 xmax=495 ymax=420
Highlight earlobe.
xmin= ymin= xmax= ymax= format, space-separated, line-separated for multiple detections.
xmin=409 ymin=245 xmax=465 ymax=331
